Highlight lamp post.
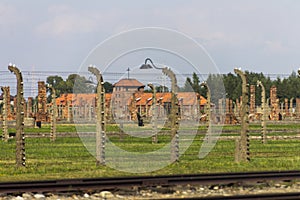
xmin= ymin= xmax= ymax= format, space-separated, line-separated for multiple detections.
xmin=8 ymin=64 xmax=26 ymax=167
xmin=234 ymin=68 xmax=250 ymax=162
xmin=47 ymin=84 xmax=57 ymax=142
xmin=257 ymin=80 xmax=266 ymax=144
xmin=140 ymin=58 xmax=179 ymax=162
xmin=88 ymin=65 xmax=106 ymax=165
xmin=148 ymin=83 xmax=158 ymax=143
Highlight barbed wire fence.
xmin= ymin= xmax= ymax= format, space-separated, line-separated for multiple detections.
xmin=1 ymin=70 xmax=299 ymax=177
xmin=0 ymin=70 xmax=293 ymax=98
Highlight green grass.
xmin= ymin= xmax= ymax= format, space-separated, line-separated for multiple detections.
xmin=0 ymin=123 xmax=153 ymax=134
xmin=1 ymin=122 xmax=299 ymax=135
xmin=1 ymin=122 xmax=300 ymax=181
xmin=1 ymin=129 xmax=300 ymax=182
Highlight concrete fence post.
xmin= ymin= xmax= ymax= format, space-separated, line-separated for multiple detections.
xmin=148 ymin=83 xmax=158 ymax=144
xmin=1 ymin=86 xmax=9 ymax=142
xmin=88 ymin=65 xmax=106 ymax=165
xmin=8 ymin=64 xmax=26 ymax=167
xmin=47 ymin=84 xmax=57 ymax=142
xmin=162 ymin=67 xmax=179 ymax=162
xmin=257 ymin=80 xmax=267 ymax=144
xmin=234 ymin=68 xmax=250 ymax=162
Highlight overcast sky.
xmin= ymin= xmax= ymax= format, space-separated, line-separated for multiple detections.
xmin=1 ymin=0 xmax=300 ymax=75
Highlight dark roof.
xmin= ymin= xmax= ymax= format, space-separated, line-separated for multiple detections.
xmin=113 ymin=79 xmax=144 ymax=87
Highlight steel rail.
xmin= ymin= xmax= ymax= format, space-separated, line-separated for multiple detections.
xmin=169 ymin=192 xmax=300 ymax=200
xmin=1 ymin=171 xmax=300 ymax=194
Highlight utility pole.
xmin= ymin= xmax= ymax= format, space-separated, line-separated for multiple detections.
xmin=8 ymin=64 xmax=26 ymax=167
xmin=234 ymin=68 xmax=250 ymax=162
xmin=257 ymin=80 xmax=267 ymax=144
xmin=88 ymin=65 xmax=106 ymax=165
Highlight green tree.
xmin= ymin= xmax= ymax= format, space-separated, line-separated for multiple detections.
xmin=46 ymin=75 xmax=67 ymax=99
xmin=206 ymin=74 xmax=226 ymax=104
xmin=67 ymin=74 xmax=93 ymax=94
xmin=156 ymin=85 xmax=169 ymax=93
xmin=192 ymin=72 xmax=200 ymax=93
xmin=223 ymin=72 xmax=241 ymax=100
xmin=178 ymin=70 xmax=300 ymax=108
xmin=182 ymin=77 xmax=193 ymax=92
xmin=104 ymin=81 xmax=113 ymax=93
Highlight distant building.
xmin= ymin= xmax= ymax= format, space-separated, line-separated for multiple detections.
xmin=128 ymin=91 xmax=207 ymax=121
xmin=0 ymin=90 xmax=14 ymax=120
xmin=55 ymin=93 xmax=111 ymax=121
xmin=47 ymin=78 xmax=207 ymax=123
xmin=111 ymin=79 xmax=144 ymax=120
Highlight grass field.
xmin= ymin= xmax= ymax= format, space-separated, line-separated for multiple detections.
xmin=0 ymin=123 xmax=300 ymax=182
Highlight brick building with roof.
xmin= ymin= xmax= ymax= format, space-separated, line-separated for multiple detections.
xmin=48 ymin=78 xmax=207 ymax=122
xmin=128 ymin=91 xmax=207 ymax=121
xmin=111 ymin=78 xmax=144 ymax=120
xmin=54 ymin=93 xmax=111 ymax=121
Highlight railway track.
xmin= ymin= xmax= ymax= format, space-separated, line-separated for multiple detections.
xmin=1 ymin=171 xmax=300 ymax=198
xmin=176 ymin=193 xmax=300 ymax=200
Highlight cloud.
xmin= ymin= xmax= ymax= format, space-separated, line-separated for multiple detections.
xmin=36 ymin=14 xmax=98 ymax=37
xmin=263 ymin=40 xmax=288 ymax=55
xmin=0 ymin=3 xmax=22 ymax=28
xmin=47 ymin=4 xmax=72 ymax=14
xmin=35 ymin=5 xmax=105 ymax=37
xmin=150 ymin=4 xmax=259 ymax=48
xmin=34 ymin=4 xmax=131 ymax=38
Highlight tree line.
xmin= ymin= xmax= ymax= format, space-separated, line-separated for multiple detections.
xmin=182 ymin=71 xmax=300 ymax=105
xmin=46 ymin=74 xmax=113 ymax=102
